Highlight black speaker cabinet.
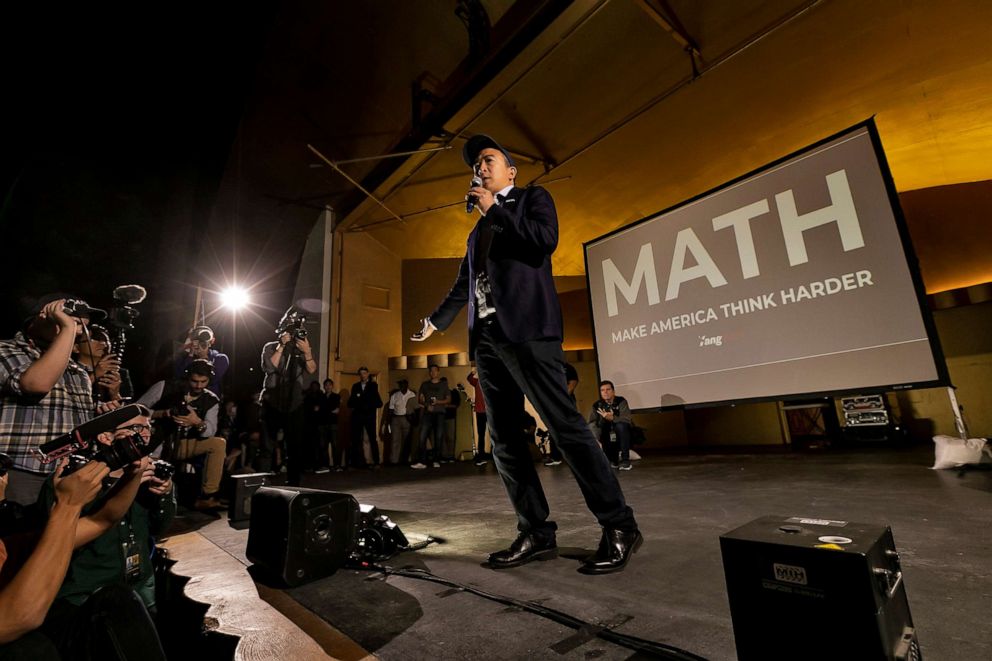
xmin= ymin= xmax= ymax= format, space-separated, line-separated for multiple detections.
xmin=228 ymin=472 xmax=276 ymax=529
xmin=720 ymin=516 xmax=921 ymax=661
xmin=246 ymin=487 xmax=360 ymax=587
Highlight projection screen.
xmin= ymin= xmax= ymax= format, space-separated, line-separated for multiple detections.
xmin=584 ymin=120 xmax=948 ymax=410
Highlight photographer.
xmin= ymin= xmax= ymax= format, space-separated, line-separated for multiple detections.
xmin=260 ymin=308 xmax=316 ymax=486
xmin=74 ymin=324 xmax=127 ymax=403
xmin=588 ymin=380 xmax=634 ymax=471
xmin=0 ymin=294 xmax=117 ymax=505
xmin=0 ymin=459 xmax=108 ymax=655
xmin=33 ymin=407 xmax=171 ymax=659
xmin=173 ymin=325 xmax=229 ymax=398
xmin=140 ymin=359 xmax=225 ymax=510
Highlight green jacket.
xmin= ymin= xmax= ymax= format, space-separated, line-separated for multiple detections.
xmin=38 ymin=473 xmax=176 ymax=609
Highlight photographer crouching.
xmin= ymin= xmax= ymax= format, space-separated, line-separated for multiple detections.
xmin=0 ymin=405 xmax=169 ymax=660
xmin=138 ymin=359 xmax=225 ymax=510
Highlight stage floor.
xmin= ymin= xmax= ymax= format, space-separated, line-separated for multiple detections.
xmin=171 ymin=444 xmax=991 ymax=660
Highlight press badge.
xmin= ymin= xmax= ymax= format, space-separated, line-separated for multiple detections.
xmin=123 ymin=536 xmax=142 ymax=581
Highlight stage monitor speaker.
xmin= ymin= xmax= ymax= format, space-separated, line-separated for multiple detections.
xmin=228 ymin=472 xmax=276 ymax=529
xmin=246 ymin=486 xmax=360 ymax=587
xmin=720 ymin=515 xmax=921 ymax=661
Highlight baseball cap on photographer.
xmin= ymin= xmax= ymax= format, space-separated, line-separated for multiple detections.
xmin=462 ymin=134 xmax=516 ymax=169
xmin=28 ymin=293 xmax=107 ymax=322
xmin=190 ymin=325 xmax=215 ymax=343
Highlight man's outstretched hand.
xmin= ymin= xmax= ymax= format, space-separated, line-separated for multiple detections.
xmin=410 ymin=318 xmax=436 ymax=342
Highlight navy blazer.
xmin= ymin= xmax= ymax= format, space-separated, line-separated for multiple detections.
xmin=429 ymin=185 xmax=563 ymax=353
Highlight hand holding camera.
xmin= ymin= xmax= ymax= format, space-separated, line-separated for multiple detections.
xmin=172 ymin=407 xmax=202 ymax=428
xmin=94 ymin=352 xmax=121 ymax=380
xmin=53 ymin=457 xmax=110 ymax=508
xmin=41 ymin=299 xmax=77 ymax=331
xmin=138 ymin=457 xmax=173 ymax=495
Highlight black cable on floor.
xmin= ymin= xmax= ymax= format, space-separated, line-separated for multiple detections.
xmin=353 ymin=562 xmax=709 ymax=661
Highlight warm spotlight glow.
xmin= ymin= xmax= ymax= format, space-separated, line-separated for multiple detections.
xmin=220 ymin=286 xmax=250 ymax=311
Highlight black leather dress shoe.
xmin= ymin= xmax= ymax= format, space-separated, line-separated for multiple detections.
xmin=578 ymin=528 xmax=642 ymax=574
xmin=488 ymin=532 xmax=558 ymax=569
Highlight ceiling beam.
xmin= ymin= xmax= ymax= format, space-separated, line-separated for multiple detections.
xmin=329 ymin=0 xmax=576 ymax=232
xmin=634 ymin=0 xmax=701 ymax=57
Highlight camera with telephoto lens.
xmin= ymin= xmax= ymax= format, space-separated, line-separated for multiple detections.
xmin=152 ymin=459 xmax=175 ymax=481
xmin=35 ymin=404 xmax=155 ymax=471
xmin=62 ymin=432 xmax=146 ymax=476
xmin=275 ymin=307 xmax=308 ymax=340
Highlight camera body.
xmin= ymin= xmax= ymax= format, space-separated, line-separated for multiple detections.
xmin=152 ymin=459 xmax=175 ymax=481
xmin=0 ymin=452 xmax=12 ymax=478
xmin=62 ymin=299 xmax=88 ymax=317
xmin=596 ymin=401 xmax=620 ymax=417
xmin=276 ymin=308 xmax=308 ymax=341
xmin=169 ymin=403 xmax=191 ymax=418
xmin=62 ymin=432 xmax=146 ymax=476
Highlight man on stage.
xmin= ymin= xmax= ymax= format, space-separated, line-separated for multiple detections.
xmin=412 ymin=135 xmax=640 ymax=574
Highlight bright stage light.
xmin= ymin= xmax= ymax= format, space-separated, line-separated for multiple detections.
xmin=220 ymin=286 xmax=250 ymax=311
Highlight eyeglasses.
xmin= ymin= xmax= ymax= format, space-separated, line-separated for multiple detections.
xmin=119 ymin=424 xmax=152 ymax=434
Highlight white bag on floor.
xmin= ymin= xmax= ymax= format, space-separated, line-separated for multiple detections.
xmin=931 ymin=435 xmax=989 ymax=469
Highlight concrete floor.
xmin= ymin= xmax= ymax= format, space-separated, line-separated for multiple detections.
xmin=180 ymin=444 xmax=991 ymax=660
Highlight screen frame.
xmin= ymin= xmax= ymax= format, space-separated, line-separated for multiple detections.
xmin=582 ymin=117 xmax=950 ymax=412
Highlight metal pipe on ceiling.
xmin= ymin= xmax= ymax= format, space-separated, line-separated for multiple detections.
xmin=346 ymin=0 xmax=613 ymax=232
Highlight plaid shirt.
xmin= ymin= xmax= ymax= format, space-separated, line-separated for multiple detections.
xmin=0 ymin=332 xmax=95 ymax=474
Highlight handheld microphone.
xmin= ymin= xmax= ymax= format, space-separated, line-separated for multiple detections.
xmin=466 ymin=175 xmax=482 ymax=213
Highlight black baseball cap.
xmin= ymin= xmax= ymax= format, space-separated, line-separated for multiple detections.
xmin=190 ymin=325 xmax=214 ymax=343
xmin=29 ymin=293 xmax=106 ymax=321
xmin=462 ymin=134 xmax=516 ymax=168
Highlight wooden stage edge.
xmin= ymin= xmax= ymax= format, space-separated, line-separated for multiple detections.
xmin=160 ymin=530 xmax=375 ymax=661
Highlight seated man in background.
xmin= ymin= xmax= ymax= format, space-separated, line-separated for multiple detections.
xmin=140 ymin=359 xmax=225 ymax=509
xmin=173 ymin=325 xmax=229 ymax=398
xmin=588 ymin=380 xmax=634 ymax=471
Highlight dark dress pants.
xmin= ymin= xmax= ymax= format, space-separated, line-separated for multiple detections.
xmin=350 ymin=411 xmax=380 ymax=467
xmin=474 ymin=319 xmax=636 ymax=536
xmin=265 ymin=405 xmax=305 ymax=486
xmin=475 ymin=411 xmax=488 ymax=456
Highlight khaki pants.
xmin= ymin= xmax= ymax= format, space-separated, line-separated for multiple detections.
xmin=174 ymin=436 xmax=226 ymax=495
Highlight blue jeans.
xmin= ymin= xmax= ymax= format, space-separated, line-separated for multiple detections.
xmin=417 ymin=412 xmax=445 ymax=463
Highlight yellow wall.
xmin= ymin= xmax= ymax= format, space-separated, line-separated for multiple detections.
xmin=334 ymin=232 xmax=403 ymax=382
xmin=901 ymin=181 xmax=992 ymax=293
